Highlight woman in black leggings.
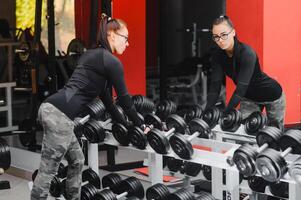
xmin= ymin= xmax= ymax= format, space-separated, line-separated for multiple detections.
xmin=206 ymin=15 xmax=286 ymax=131
xmin=31 ymin=14 xmax=142 ymax=200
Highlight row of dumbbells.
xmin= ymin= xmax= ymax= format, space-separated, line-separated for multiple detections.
xmin=146 ymin=183 xmax=215 ymax=200
xmin=232 ymin=127 xmax=301 ymax=183
xmin=32 ymin=164 xmax=145 ymax=200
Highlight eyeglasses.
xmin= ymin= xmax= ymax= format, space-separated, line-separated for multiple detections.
xmin=212 ymin=29 xmax=233 ymax=42
xmin=115 ymin=32 xmax=128 ymax=43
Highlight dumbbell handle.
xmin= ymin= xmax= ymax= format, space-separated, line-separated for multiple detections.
xmin=116 ymin=191 xmax=129 ymax=199
xmin=281 ymin=147 xmax=292 ymax=157
xmin=257 ymin=143 xmax=269 ymax=153
xmin=79 ymin=115 xmax=90 ymax=124
xmin=187 ymin=131 xmax=200 ymax=141
xmin=165 ymin=127 xmax=175 ymax=137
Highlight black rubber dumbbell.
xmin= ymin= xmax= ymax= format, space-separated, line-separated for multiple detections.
xmin=165 ymin=157 xmax=202 ymax=177
xmin=169 ymin=118 xmax=211 ymax=159
xmin=244 ymin=111 xmax=268 ymax=135
xmin=132 ymin=95 xmax=155 ymax=115
xmin=184 ymin=104 xmax=203 ymax=122
xmin=82 ymin=118 xmax=112 ymax=143
xmin=74 ymin=99 xmax=106 ymax=137
xmin=129 ymin=113 xmax=163 ymax=149
xmin=232 ymin=126 xmax=282 ymax=177
xmin=220 ymin=108 xmax=242 ymax=132
xmin=247 ymin=176 xmax=269 ymax=193
xmin=147 ymin=114 xmax=188 ymax=154
xmin=195 ymin=191 xmax=215 ymax=200
xmin=202 ymin=107 xmax=221 ymax=129
xmin=146 ymin=183 xmax=170 ymax=200
xmin=0 ymin=138 xmax=10 ymax=172
xmin=167 ymin=188 xmax=195 ymax=200
xmin=31 ymin=163 xmax=67 ymax=198
xmin=97 ymin=177 xmax=144 ymax=200
xmin=256 ymin=129 xmax=301 ymax=182
xmin=156 ymin=100 xmax=177 ymax=121
xmin=111 ymin=105 xmax=143 ymax=146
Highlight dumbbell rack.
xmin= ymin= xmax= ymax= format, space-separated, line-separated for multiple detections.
xmin=88 ymin=130 xmax=243 ymax=200
xmin=0 ymin=82 xmax=18 ymax=133
xmin=212 ymin=124 xmax=301 ymax=200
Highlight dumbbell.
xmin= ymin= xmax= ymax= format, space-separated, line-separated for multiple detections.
xmin=166 ymin=157 xmax=202 ymax=177
xmin=289 ymin=156 xmax=301 ymax=184
xmin=96 ymin=176 xmax=144 ymax=200
xmin=184 ymin=104 xmax=203 ymax=122
xmin=247 ymin=176 xmax=269 ymax=193
xmin=81 ymin=173 xmax=123 ymax=200
xmin=61 ymin=168 xmax=101 ymax=199
xmin=156 ymin=100 xmax=177 ymax=120
xmin=269 ymin=181 xmax=288 ymax=199
xmin=244 ymin=111 xmax=268 ymax=135
xmin=111 ymin=105 xmax=144 ymax=146
xmin=132 ymin=95 xmax=156 ymax=115
xmin=232 ymin=126 xmax=282 ymax=177
xmin=256 ymin=129 xmax=301 ymax=182
xmin=169 ymin=118 xmax=211 ymax=159
xmin=202 ymin=107 xmax=221 ymax=129
xmin=147 ymin=114 xmax=188 ymax=154
xmin=74 ymin=99 xmax=106 ymax=137
xmin=146 ymin=183 xmax=170 ymax=200
xmin=195 ymin=191 xmax=216 ymax=200
xmin=220 ymin=108 xmax=242 ymax=132
xmin=167 ymin=188 xmax=195 ymax=200
xmin=82 ymin=118 xmax=112 ymax=143
xmin=129 ymin=113 xmax=163 ymax=149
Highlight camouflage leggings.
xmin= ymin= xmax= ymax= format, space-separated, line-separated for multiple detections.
xmin=31 ymin=103 xmax=85 ymax=200
xmin=239 ymin=92 xmax=286 ymax=131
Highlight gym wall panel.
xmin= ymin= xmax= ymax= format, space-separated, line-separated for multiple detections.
xmin=112 ymin=0 xmax=146 ymax=96
xmin=263 ymin=0 xmax=301 ymax=124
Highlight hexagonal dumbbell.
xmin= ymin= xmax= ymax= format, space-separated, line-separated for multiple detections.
xmin=202 ymin=107 xmax=221 ymax=129
xmin=167 ymin=188 xmax=195 ymax=200
xmin=169 ymin=118 xmax=211 ymax=159
xmin=220 ymin=108 xmax=242 ymax=132
xmin=232 ymin=126 xmax=282 ymax=177
xmin=128 ymin=113 xmax=163 ymax=150
xmin=147 ymin=114 xmax=188 ymax=154
xmin=244 ymin=111 xmax=268 ymax=135
xmin=256 ymin=129 xmax=301 ymax=182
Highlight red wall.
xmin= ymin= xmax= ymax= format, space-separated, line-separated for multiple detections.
xmin=227 ymin=0 xmax=301 ymax=124
xmin=75 ymin=0 xmax=146 ymax=96
xmin=263 ymin=0 xmax=301 ymax=124
xmin=112 ymin=0 xmax=146 ymax=95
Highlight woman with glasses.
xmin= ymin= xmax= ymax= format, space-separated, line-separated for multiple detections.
xmin=31 ymin=14 xmax=143 ymax=200
xmin=206 ymin=15 xmax=285 ymax=131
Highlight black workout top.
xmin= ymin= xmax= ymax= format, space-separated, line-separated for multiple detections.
xmin=206 ymin=38 xmax=282 ymax=111
xmin=45 ymin=47 xmax=142 ymax=126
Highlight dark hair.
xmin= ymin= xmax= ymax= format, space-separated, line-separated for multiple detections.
xmin=98 ymin=13 xmax=127 ymax=52
xmin=212 ymin=15 xmax=234 ymax=29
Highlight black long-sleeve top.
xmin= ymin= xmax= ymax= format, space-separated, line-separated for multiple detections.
xmin=206 ymin=38 xmax=282 ymax=111
xmin=45 ymin=47 xmax=143 ymax=126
